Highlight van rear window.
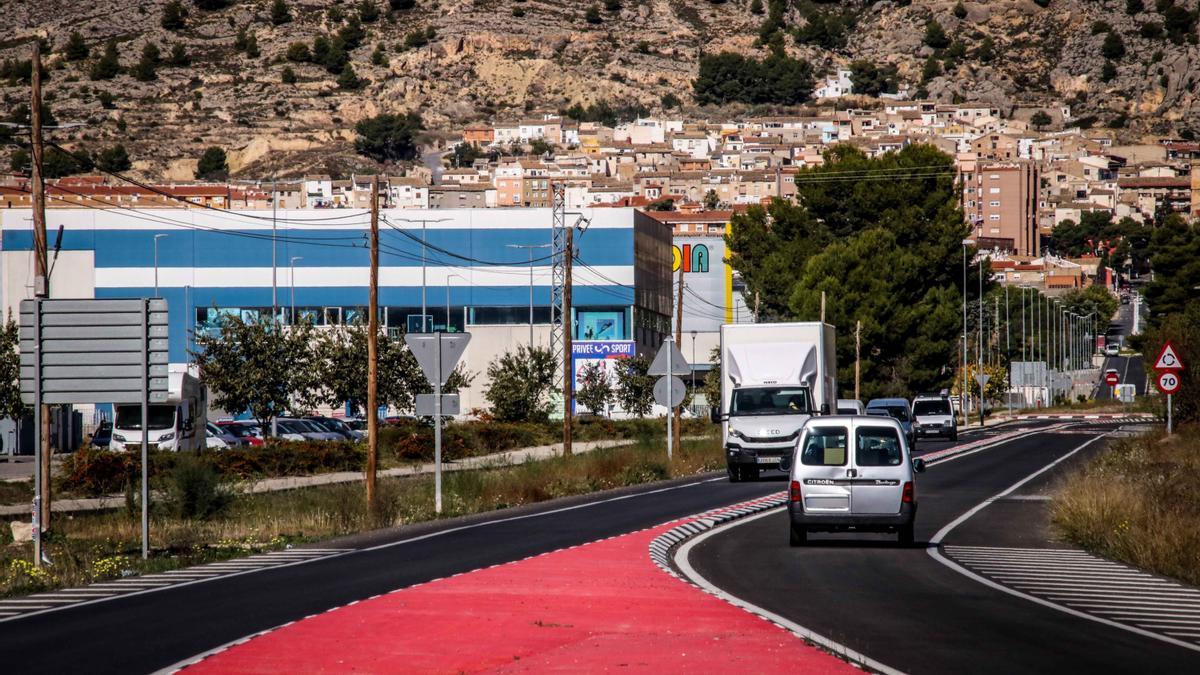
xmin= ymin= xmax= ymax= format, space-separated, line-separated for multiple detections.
xmin=856 ymin=427 xmax=902 ymax=466
xmin=801 ymin=427 xmax=848 ymax=466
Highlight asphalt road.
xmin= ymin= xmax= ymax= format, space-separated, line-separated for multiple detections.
xmin=1096 ymin=300 xmax=1147 ymax=399
xmin=0 ymin=474 xmax=780 ymax=675
xmin=688 ymin=423 xmax=1198 ymax=674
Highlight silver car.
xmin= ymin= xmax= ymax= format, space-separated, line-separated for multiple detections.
xmin=781 ymin=416 xmax=925 ymax=546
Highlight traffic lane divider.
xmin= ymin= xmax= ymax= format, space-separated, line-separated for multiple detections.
xmin=179 ymin=516 xmax=854 ymax=674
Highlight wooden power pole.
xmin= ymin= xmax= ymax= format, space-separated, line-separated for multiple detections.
xmin=562 ymin=223 xmax=573 ymax=457
xmin=30 ymin=42 xmax=52 ymax=535
xmin=673 ymin=264 xmax=683 ymax=457
xmin=855 ymin=320 xmax=861 ymax=401
xmin=365 ymin=175 xmax=380 ymax=514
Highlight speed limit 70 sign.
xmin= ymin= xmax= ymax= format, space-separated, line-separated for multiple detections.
xmin=1157 ymin=371 xmax=1181 ymax=395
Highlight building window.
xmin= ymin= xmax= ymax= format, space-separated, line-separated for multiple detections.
xmin=989 ymin=214 xmax=1001 ymax=221
xmin=989 ymin=200 xmax=1000 ymax=207
xmin=989 ymin=187 xmax=1001 ymax=194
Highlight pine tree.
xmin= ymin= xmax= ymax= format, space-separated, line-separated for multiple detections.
xmin=953 ymin=1 xmax=967 ymax=19
xmin=196 ymin=146 xmax=229 ymax=180
xmin=64 ymin=31 xmax=89 ymax=61
xmin=271 ymin=0 xmax=292 ymax=25
xmin=337 ymin=63 xmax=363 ymax=89
xmin=245 ymin=32 xmax=260 ymax=58
xmin=166 ymin=43 xmax=190 ymax=67
xmin=96 ymin=144 xmax=132 ymax=172
xmin=162 ymin=0 xmax=187 ymax=30
xmin=281 ymin=66 xmax=297 ymax=84
xmin=90 ymin=40 xmax=121 ymax=80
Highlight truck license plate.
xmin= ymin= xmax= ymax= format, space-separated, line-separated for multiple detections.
xmin=756 ymin=456 xmax=778 ymax=464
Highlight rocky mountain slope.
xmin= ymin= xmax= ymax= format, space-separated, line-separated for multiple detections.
xmin=2 ymin=0 xmax=1199 ymax=179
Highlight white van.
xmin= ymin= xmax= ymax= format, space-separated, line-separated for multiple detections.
xmin=110 ymin=366 xmax=207 ymax=452
xmin=781 ymin=416 xmax=925 ymax=546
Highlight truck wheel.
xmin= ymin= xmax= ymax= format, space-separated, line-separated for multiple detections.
xmin=899 ymin=523 xmax=915 ymax=547
xmin=789 ymin=524 xmax=807 ymax=547
xmin=727 ymin=464 xmax=742 ymax=482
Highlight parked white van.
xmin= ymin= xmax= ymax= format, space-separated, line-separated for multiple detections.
xmin=781 ymin=416 xmax=925 ymax=546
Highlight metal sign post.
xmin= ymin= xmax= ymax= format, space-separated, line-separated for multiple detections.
xmin=21 ymin=298 xmax=168 ymax=564
xmin=405 ymin=332 xmax=471 ymax=515
xmin=649 ymin=338 xmax=690 ymax=460
xmin=1152 ymin=341 xmax=1184 ymax=436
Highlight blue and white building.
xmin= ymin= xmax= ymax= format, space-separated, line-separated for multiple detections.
xmin=1 ymin=207 xmax=673 ymax=413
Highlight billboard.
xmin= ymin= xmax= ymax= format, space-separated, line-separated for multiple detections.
xmin=673 ymin=236 xmax=738 ymax=331
xmin=571 ymin=341 xmax=635 ymax=414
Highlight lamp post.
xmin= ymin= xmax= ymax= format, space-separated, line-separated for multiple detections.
xmin=978 ymin=252 xmax=984 ymax=427
xmin=153 ymin=234 xmax=168 ymax=298
xmin=507 ymin=243 xmax=552 ymax=346
xmin=290 ymin=256 xmax=303 ymax=322
xmin=690 ymin=329 xmax=698 ymax=393
xmin=389 ymin=217 xmax=451 ymax=332
xmin=446 ymin=274 xmax=465 ymax=333
xmin=962 ymin=239 xmax=974 ymax=423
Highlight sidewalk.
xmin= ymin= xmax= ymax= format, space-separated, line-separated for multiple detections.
xmin=0 ymin=438 xmax=655 ymax=517
xmin=179 ymin=508 xmax=854 ymax=674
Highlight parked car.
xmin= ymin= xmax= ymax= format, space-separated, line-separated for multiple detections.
xmin=91 ymin=421 xmax=113 ymax=449
xmin=206 ymin=422 xmax=242 ymax=449
xmin=865 ymin=398 xmax=916 ymax=447
xmin=1105 ymin=343 xmax=1121 ymax=357
xmin=911 ymin=393 xmax=957 ymax=442
xmin=781 ymin=415 xmax=924 ymax=546
xmin=306 ymin=416 xmax=364 ymax=441
xmin=216 ymin=420 xmax=264 ymax=447
xmin=277 ymin=418 xmax=343 ymax=441
xmin=836 ymin=399 xmax=865 ymax=415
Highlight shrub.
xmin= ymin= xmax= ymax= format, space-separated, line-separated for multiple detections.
xmin=162 ymin=1 xmax=187 ymax=30
xmin=64 ymin=31 xmax=89 ymax=61
xmin=1101 ymin=32 xmax=1126 ymax=59
xmin=56 ymin=446 xmax=141 ymax=496
xmin=585 ymin=5 xmax=603 ymax=23
xmin=924 ymin=20 xmax=950 ymax=49
xmin=953 ymin=1 xmax=967 ymax=19
xmin=281 ymin=66 xmax=297 ymax=84
xmin=196 ymin=146 xmax=228 ymax=180
xmin=90 ymin=41 xmax=121 ymax=80
xmin=337 ymin=63 xmax=363 ymax=89
xmin=271 ymin=0 xmax=292 ymax=25
xmin=164 ymin=455 xmax=232 ymax=520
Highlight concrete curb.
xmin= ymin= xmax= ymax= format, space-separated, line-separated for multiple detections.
xmin=648 ymin=491 xmax=788 ymax=579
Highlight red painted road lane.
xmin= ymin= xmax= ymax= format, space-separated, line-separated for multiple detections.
xmin=183 ymin=519 xmax=854 ymax=674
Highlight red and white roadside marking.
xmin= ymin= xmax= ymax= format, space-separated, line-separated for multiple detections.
xmin=1012 ymin=413 xmax=1155 ymax=421
xmin=175 ymin=502 xmax=854 ymax=674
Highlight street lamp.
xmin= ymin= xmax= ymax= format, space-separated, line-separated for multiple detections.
xmin=962 ymin=239 xmax=974 ymax=422
xmin=690 ymin=330 xmax=698 ymax=393
xmin=446 ymin=274 xmax=465 ymax=333
xmin=385 ymin=216 xmax=452 ymax=332
xmin=507 ymin=243 xmax=552 ymax=346
xmin=290 ymin=256 xmax=303 ymax=322
xmin=153 ymin=234 xmax=168 ymax=298
xmin=978 ymin=251 xmax=985 ymax=427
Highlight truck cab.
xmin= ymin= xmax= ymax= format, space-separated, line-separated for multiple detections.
xmin=109 ymin=365 xmax=207 ymax=452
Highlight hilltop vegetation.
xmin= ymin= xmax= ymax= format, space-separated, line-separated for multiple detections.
xmin=2 ymin=0 xmax=1200 ymax=178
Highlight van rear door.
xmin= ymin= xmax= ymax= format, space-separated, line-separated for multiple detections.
xmin=850 ymin=424 xmax=907 ymax=514
xmin=796 ymin=425 xmax=851 ymax=513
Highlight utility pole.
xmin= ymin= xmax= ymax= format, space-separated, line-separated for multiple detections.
xmin=366 ymin=175 xmax=380 ymax=514
xmin=978 ymin=255 xmax=984 ymax=427
xmin=854 ymin=320 xmax=861 ymax=401
xmin=562 ymin=219 xmax=573 ymax=457
xmin=754 ymin=291 xmax=760 ymax=323
xmin=30 ymin=42 xmax=52 ymax=540
xmin=820 ymin=291 xmax=826 ymax=323
xmin=673 ymin=264 xmax=683 ymax=458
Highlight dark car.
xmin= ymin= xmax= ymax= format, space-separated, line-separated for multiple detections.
xmin=91 ymin=421 xmax=113 ymax=448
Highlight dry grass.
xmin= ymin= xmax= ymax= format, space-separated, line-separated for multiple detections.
xmin=1 ymin=435 xmax=724 ymax=597
xmin=1053 ymin=426 xmax=1200 ymax=586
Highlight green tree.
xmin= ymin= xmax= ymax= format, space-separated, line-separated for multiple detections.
xmin=0 ymin=315 xmax=25 ymax=426
xmin=1101 ymin=60 xmax=1118 ymax=82
xmin=281 ymin=66 xmax=297 ymax=84
xmin=661 ymin=92 xmax=682 ymax=109
xmin=1101 ymin=32 xmax=1126 ymax=59
xmin=142 ymin=42 xmax=162 ymax=64
xmin=95 ymin=144 xmax=132 ymax=172
xmin=484 ymin=345 xmax=557 ymax=422
xmin=358 ymin=0 xmax=380 ymax=22
xmin=615 ymin=355 xmax=654 ymax=418
xmin=604 ymin=0 xmax=621 ymax=12
xmin=1162 ymin=5 xmax=1197 ymax=43
xmin=162 ymin=0 xmax=187 ymax=30
xmin=703 ymin=189 xmax=720 ymax=209
xmin=1092 ymin=20 xmax=1112 ymax=34
xmin=1030 ymin=110 xmax=1052 ymax=129
xmin=529 ymin=138 xmax=554 ymax=155
xmin=271 ymin=0 xmax=292 ymax=25
xmin=921 ymin=55 xmax=942 ymax=82
xmin=693 ymin=51 xmax=813 ymax=106
xmin=196 ymin=146 xmax=229 ymax=180
xmin=311 ymin=323 xmax=430 ymax=415
xmin=9 ymin=149 xmax=29 ymax=172
xmin=576 ymin=361 xmax=614 ymax=416
xmin=975 ymin=35 xmax=995 ymax=62
xmin=192 ymin=315 xmax=318 ymax=432
xmin=1059 ymin=285 xmax=1120 ymax=327
xmin=166 ymin=43 xmax=190 ymax=67
xmin=1127 ymin=0 xmax=1144 ymax=13
xmin=337 ymin=63 xmax=363 ymax=89
xmin=450 ymin=142 xmax=483 ymax=168
xmin=924 ymin=20 xmax=950 ymax=49
xmin=585 ymin=5 xmax=603 ymax=24
xmin=371 ymin=43 xmax=389 ymax=66
xmin=42 ymin=146 xmax=92 ymax=178
xmin=848 ymin=60 xmax=898 ymax=97
xmin=1142 ymin=302 xmax=1200 ymax=422
xmin=338 ymin=17 xmax=367 ymax=50
xmin=727 ymin=144 xmax=974 ymax=396
xmin=90 ymin=40 xmax=121 ymax=80
xmin=244 ymin=32 xmax=260 ymax=58
xmin=64 ymin=31 xmax=89 ymax=61
xmin=354 ymin=112 xmax=424 ymax=163
xmin=1143 ymin=213 xmax=1200 ymax=328
xmin=287 ymin=42 xmax=311 ymax=62
xmin=390 ymin=0 xmax=416 ymax=8
xmin=953 ymin=1 xmax=967 ymax=19
xmin=193 ymin=0 xmax=230 ymax=10
xmin=750 ymin=0 xmax=764 ymax=14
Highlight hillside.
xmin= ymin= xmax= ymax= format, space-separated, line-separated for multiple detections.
xmin=2 ymin=0 xmax=1199 ymax=179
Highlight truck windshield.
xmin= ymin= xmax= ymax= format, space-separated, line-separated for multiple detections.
xmin=913 ymin=400 xmax=952 ymax=416
xmin=115 ymin=405 xmax=175 ymax=431
xmin=730 ymin=387 xmax=811 ymax=416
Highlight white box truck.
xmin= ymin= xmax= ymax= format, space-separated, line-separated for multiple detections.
xmin=713 ymin=322 xmax=837 ymax=481
xmin=110 ymin=364 xmax=208 ymax=452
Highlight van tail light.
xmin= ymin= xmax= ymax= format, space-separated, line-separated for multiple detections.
xmin=790 ymin=480 xmax=803 ymax=503
xmin=902 ymin=481 xmax=914 ymax=504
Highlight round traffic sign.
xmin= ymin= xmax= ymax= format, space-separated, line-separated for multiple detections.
xmin=653 ymin=375 xmax=686 ymax=408
xmin=1105 ymin=372 xmax=1119 ymax=386
xmin=1157 ymin=371 xmax=1181 ymax=395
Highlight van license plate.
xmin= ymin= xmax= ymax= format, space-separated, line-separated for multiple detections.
xmin=756 ymin=456 xmax=778 ymax=464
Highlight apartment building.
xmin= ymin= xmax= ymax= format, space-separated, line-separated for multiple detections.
xmin=960 ymin=157 xmax=1040 ymax=255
